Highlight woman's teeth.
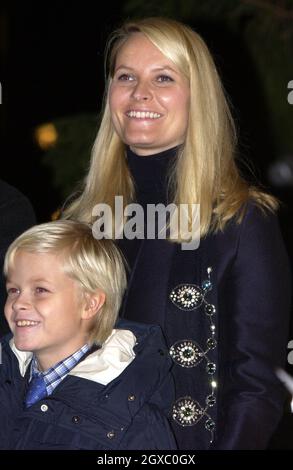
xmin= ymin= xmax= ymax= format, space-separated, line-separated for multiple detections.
xmin=127 ymin=111 xmax=161 ymax=119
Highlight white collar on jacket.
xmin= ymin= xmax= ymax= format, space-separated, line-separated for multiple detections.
xmin=10 ymin=329 xmax=136 ymax=386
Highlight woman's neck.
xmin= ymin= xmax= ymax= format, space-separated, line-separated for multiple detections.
xmin=126 ymin=146 xmax=178 ymax=206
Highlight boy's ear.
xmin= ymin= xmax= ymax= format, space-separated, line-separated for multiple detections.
xmin=82 ymin=291 xmax=106 ymax=320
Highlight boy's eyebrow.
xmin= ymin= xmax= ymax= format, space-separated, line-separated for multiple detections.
xmin=29 ymin=277 xmax=52 ymax=283
xmin=6 ymin=277 xmax=52 ymax=284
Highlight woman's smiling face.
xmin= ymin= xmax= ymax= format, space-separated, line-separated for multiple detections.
xmin=109 ymin=33 xmax=190 ymax=156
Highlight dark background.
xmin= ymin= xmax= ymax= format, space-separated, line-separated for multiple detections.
xmin=0 ymin=0 xmax=293 ymax=449
xmin=0 ymin=1 xmax=124 ymax=219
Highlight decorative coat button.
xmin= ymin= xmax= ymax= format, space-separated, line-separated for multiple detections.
xmin=206 ymin=394 xmax=216 ymax=407
xmin=128 ymin=395 xmax=136 ymax=401
xmin=207 ymin=338 xmax=217 ymax=349
xmin=206 ymin=362 xmax=216 ymax=374
xmin=72 ymin=415 xmax=81 ymax=424
xmin=40 ymin=404 xmax=48 ymax=412
xmin=205 ymin=304 xmax=216 ymax=316
xmin=107 ymin=431 xmax=115 ymax=439
xmin=170 ymin=340 xmax=203 ymax=368
xmin=172 ymin=397 xmax=204 ymax=426
xmin=202 ymin=279 xmax=212 ymax=291
xmin=205 ymin=418 xmax=215 ymax=431
xmin=170 ymin=284 xmax=203 ymax=310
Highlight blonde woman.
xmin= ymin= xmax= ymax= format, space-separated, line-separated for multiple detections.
xmin=64 ymin=18 xmax=291 ymax=449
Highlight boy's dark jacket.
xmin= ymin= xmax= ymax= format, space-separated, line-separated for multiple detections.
xmin=0 ymin=320 xmax=177 ymax=450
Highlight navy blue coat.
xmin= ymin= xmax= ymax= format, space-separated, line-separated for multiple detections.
xmin=0 ymin=321 xmax=177 ymax=450
xmin=120 ymin=203 xmax=292 ymax=449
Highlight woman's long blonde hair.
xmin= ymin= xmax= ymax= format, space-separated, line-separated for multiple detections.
xmin=63 ymin=17 xmax=277 ymax=239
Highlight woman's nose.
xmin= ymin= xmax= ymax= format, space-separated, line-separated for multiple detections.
xmin=131 ymin=80 xmax=152 ymax=101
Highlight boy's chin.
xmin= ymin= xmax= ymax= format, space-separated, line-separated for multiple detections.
xmin=13 ymin=338 xmax=35 ymax=352
xmin=16 ymin=345 xmax=32 ymax=352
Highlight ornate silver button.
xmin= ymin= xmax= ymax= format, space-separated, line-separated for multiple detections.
xmin=170 ymin=284 xmax=203 ymax=310
xmin=170 ymin=340 xmax=203 ymax=368
xmin=172 ymin=397 xmax=204 ymax=426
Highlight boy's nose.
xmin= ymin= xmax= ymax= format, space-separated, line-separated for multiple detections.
xmin=12 ymin=293 xmax=31 ymax=310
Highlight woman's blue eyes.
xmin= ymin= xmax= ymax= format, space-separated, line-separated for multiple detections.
xmin=157 ymin=75 xmax=174 ymax=82
xmin=117 ymin=74 xmax=174 ymax=83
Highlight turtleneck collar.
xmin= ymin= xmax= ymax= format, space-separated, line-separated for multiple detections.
xmin=126 ymin=146 xmax=178 ymax=206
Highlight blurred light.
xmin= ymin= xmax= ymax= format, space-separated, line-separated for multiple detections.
xmin=51 ymin=208 xmax=61 ymax=221
xmin=34 ymin=123 xmax=58 ymax=150
xmin=267 ymin=155 xmax=293 ymax=188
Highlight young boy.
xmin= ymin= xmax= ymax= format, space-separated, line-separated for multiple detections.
xmin=0 ymin=220 xmax=176 ymax=450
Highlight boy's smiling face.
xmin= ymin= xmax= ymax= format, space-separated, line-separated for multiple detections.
xmin=5 ymin=250 xmax=91 ymax=370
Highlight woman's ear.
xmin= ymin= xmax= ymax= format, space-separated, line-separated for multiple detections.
xmin=82 ymin=291 xmax=106 ymax=320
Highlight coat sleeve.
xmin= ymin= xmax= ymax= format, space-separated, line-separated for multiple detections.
xmin=118 ymin=403 xmax=177 ymax=450
xmin=214 ymin=204 xmax=292 ymax=449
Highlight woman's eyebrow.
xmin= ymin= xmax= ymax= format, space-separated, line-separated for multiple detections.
xmin=114 ymin=64 xmax=179 ymax=74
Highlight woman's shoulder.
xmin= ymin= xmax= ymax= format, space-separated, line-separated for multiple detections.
xmin=221 ymin=197 xmax=281 ymax=238
xmin=208 ymin=197 xmax=288 ymax=266
xmin=238 ymin=198 xmax=282 ymax=237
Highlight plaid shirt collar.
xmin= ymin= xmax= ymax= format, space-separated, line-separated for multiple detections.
xmin=30 ymin=344 xmax=90 ymax=395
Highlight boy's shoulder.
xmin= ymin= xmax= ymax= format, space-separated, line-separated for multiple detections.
xmin=113 ymin=319 xmax=172 ymax=389
xmin=116 ymin=318 xmax=167 ymax=349
xmin=0 ymin=333 xmax=13 ymax=356
xmin=0 ymin=334 xmax=17 ymax=380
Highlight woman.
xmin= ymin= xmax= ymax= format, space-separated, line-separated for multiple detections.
xmin=63 ymin=17 xmax=291 ymax=449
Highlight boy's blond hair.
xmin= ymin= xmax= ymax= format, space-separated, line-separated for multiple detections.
xmin=4 ymin=220 xmax=127 ymax=344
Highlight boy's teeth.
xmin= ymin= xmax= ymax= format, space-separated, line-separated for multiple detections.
xmin=16 ymin=320 xmax=38 ymax=327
